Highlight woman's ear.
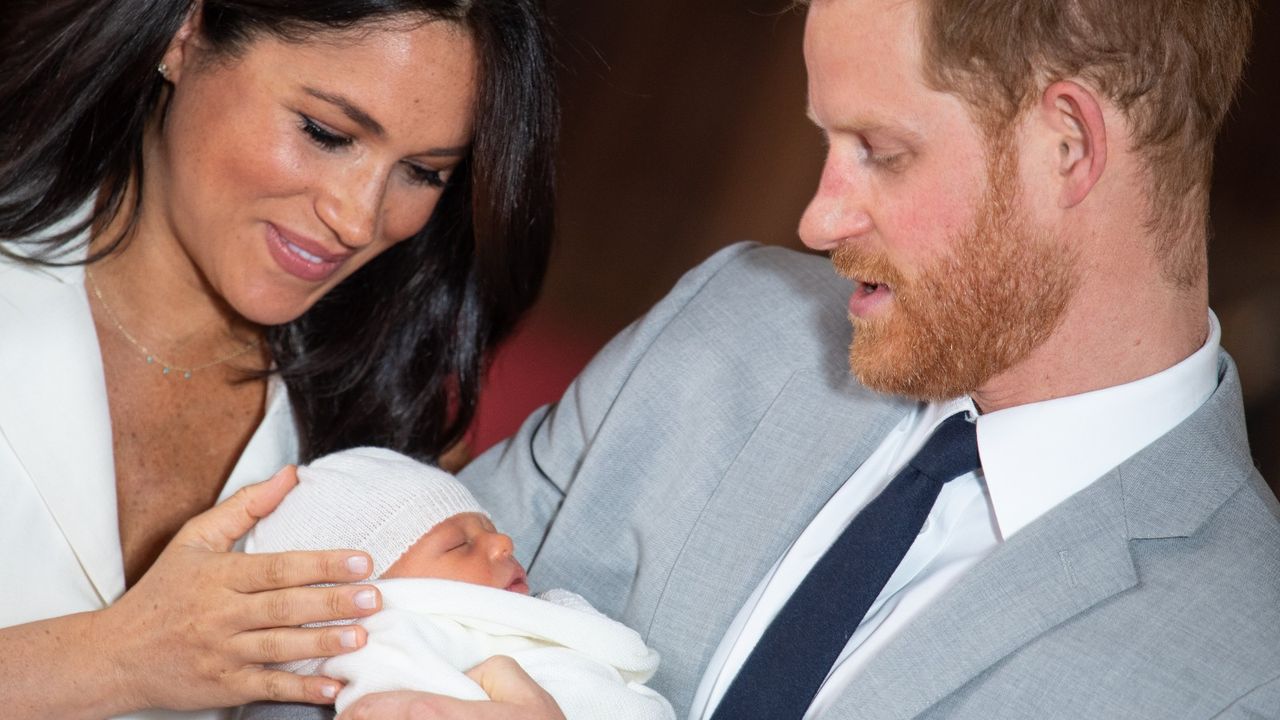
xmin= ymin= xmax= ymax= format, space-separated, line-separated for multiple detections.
xmin=1038 ymin=80 xmax=1108 ymax=209
xmin=159 ymin=2 xmax=204 ymax=84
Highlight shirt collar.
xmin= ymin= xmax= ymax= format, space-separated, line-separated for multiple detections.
xmin=973 ymin=311 xmax=1222 ymax=540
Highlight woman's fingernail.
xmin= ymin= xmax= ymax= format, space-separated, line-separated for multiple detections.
xmin=321 ymin=683 xmax=338 ymax=699
xmin=346 ymin=555 xmax=370 ymax=575
xmin=355 ymin=589 xmax=378 ymax=610
xmin=341 ymin=628 xmax=359 ymax=648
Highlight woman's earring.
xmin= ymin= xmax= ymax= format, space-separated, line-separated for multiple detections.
xmin=158 ymin=62 xmax=170 ymax=80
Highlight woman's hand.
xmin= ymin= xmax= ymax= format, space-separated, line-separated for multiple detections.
xmin=337 ymin=656 xmax=566 ymax=720
xmin=102 ymin=466 xmax=382 ymax=712
xmin=0 ymin=466 xmax=381 ymax=720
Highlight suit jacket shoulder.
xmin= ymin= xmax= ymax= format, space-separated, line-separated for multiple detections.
xmin=835 ymin=353 xmax=1280 ymax=719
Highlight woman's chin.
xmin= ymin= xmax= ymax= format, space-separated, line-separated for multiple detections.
xmin=227 ymin=288 xmax=322 ymax=328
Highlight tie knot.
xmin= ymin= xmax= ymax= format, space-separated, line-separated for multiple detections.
xmin=909 ymin=412 xmax=980 ymax=484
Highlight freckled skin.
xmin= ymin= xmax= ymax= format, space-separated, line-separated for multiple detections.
xmin=95 ymin=18 xmax=479 ymax=590
xmin=382 ymin=513 xmax=529 ymax=594
xmin=147 ymin=20 xmax=478 ymax=326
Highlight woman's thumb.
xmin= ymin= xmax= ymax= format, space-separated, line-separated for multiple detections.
xmin=179 ymin=465 xmax=299 ymax=551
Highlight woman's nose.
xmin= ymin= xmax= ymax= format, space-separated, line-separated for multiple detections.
xmin=316 ymin=166 xmax=385 ymax=249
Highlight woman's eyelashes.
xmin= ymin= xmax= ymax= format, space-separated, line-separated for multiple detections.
xmin=299 ymin=114 xmax=447 ymax=188
xmin=404 ymin=163 xmax=446 ymax=188
xmin=299 ymin=114 xmax=351 ymax=150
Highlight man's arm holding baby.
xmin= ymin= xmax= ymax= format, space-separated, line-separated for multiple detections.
xmin=240 ymin=656 xmax=565 ymax=720
xmin=338 ymin=657 xmax=564 ymax=720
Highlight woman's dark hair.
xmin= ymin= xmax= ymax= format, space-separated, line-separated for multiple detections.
xmin=0 ymin=0 xmax=557 ymax=462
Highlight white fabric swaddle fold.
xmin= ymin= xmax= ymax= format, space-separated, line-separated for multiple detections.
xmin=306 ymin=578 xmax=675 ymax=719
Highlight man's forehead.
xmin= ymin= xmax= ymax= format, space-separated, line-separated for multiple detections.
xmin=803 ymin=0 xmax=924 ymax=71
xmin=804 ymin=0 xmax=921 ymax=22
xmin=803 ymin=0 xmax=931 ymax=127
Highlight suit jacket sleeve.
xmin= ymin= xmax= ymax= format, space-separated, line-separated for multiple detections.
xmin=1212 ymin=673 xmax=1280 ymax=719
xmin=460 ymin=242 xmax=759 ymax=566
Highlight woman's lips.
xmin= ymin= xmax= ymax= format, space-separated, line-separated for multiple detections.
xmin=265 ymin=223 xmax=350 ymax=282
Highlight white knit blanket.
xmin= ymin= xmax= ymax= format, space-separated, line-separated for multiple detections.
xmin=291 ymin=579 xmax=675 ymax=719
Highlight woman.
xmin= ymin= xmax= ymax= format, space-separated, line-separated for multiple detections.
xmin=0 ymin=0 xmax=556 ymax=717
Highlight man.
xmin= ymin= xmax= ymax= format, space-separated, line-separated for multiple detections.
xmin=342 ymin=0 xmax=1279 ymax=717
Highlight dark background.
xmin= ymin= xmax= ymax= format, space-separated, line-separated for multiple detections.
xmin=472 ymin=1 xmax=1280 ymax=497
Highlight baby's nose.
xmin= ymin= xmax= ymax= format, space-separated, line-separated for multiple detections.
xmin=486 ymin=531 xmax=515 ymax=559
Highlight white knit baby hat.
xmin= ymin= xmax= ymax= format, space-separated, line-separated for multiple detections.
xmin=245 ymin=447 xmax=489 ymax=579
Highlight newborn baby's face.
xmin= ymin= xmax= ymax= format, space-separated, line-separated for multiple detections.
xmin=382 ymin=512 xmax=530 ymax=594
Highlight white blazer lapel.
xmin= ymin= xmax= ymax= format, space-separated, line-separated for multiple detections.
xmin=0 ymin=259 xmax=124 ymax=605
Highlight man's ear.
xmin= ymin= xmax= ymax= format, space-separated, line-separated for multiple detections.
xmin=1038 ymin=80 xmax=1108 ymax=208
xmin=159 ymin=3 xmax=204 ymax=84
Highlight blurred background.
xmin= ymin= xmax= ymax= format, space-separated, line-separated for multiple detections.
xmin=469 ymin=1 xmax=1280 ymax=497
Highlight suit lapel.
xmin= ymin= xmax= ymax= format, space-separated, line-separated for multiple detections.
xmin=0 ymin=259 xmax=124 ymax=605
xmin=825 ymin=352 xmax=1252 ymax=719
xmin=646 ymin=368 xmax=911 ymax=711
xmin=830 ymin=470 xmax=1137 ymax=719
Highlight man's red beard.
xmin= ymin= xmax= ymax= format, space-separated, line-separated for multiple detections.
xmin=832 ymin=145 xmax=1078 ymax=402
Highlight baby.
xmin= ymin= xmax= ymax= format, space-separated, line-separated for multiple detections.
xmin=244 ymin=447 xmax=674 ymax=720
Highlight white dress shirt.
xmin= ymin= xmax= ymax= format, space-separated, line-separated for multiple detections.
xmin=689 ymin=313 xmax=1222 ymax=719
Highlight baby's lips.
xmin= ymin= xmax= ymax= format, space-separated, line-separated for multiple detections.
xmin=505 ymin=566 xmax=530 ymax=594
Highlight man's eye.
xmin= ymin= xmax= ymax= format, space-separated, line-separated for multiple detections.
xmin=856 ymin=138 xmax=907 ymax=172
xmin=299 ymin=115 xmax=352 ymax=150
xmin=871 ymin=152 xmax=906 ymax=171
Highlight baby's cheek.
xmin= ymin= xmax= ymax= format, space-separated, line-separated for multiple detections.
xmin=381 ymin=546 xmax=440 ymax=579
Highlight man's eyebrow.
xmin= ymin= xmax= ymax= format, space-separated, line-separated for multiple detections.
xmin=303 ymin=86 xmax=386 ymax=137
xmin=805 ymin=104 xmax=925 ymax=144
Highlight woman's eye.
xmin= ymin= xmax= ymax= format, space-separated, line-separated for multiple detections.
xmin=299 ymin=115 xmax=352 ymax=150
xmin=405 ymin=163 xmax=446 ymax=189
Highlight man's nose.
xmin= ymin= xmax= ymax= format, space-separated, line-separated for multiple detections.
xmin=798 ymin=155 xmax=873 ymax=252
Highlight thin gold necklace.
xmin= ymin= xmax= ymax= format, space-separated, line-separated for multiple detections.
xmin=85 ymin=267 xmax=262 ymax=380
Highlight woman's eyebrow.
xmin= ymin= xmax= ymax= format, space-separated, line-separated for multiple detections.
xmin=304 ymin=86 xmax=385 ymax=137
xmin=302 ymin=85 xmax=470 ymax=158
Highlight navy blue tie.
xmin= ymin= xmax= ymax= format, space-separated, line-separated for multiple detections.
xmin=710 ymin=413 xmax=980 ymax=720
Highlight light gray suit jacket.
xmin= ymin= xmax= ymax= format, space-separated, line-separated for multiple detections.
xmin=461 ymin=243 xmax=1280 ymax=718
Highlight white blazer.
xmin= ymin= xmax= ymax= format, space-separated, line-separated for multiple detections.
xmin=0 ymin=237 xmax=299 ymax=720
